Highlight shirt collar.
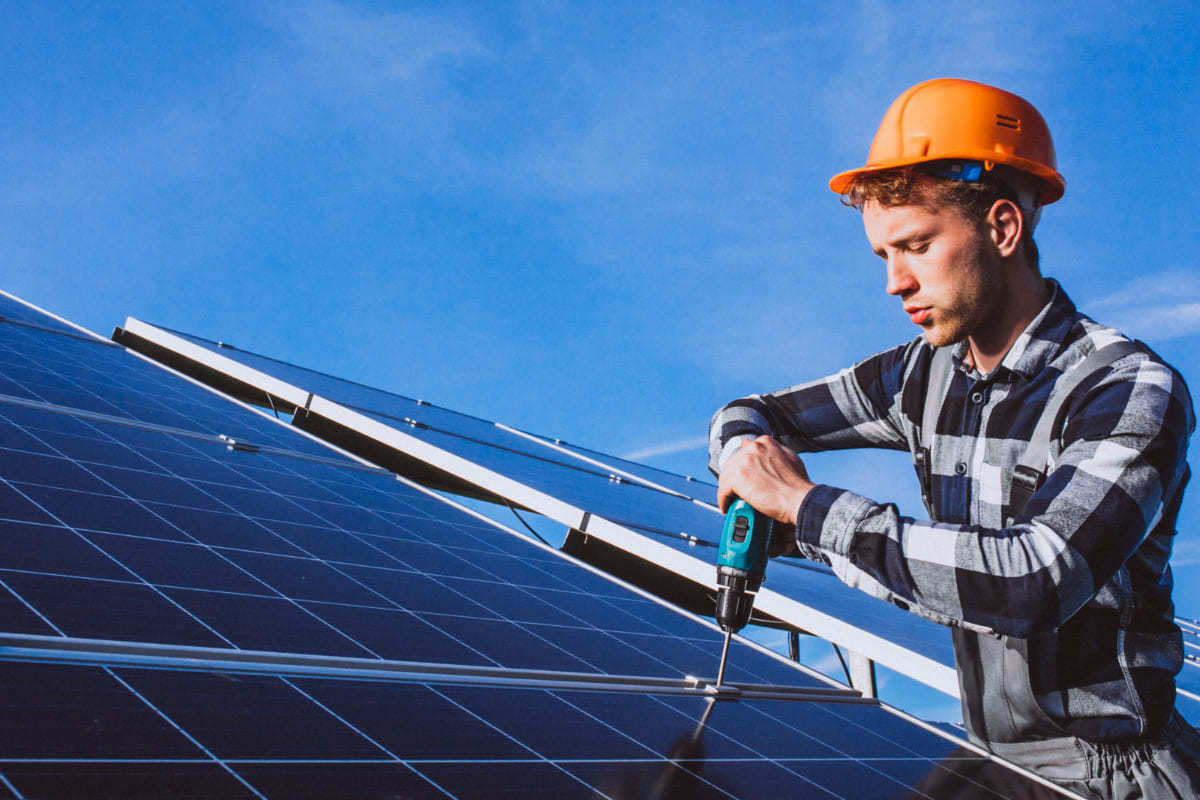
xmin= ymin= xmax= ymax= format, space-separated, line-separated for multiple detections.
xmin=951 ymin=279 xmax=1075 ymax=381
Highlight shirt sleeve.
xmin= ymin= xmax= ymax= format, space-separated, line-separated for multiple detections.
xmin=707 ymin=339 xmax=921 ymax=475
xmin=795 ymin=353 xmax=1195 ymax=637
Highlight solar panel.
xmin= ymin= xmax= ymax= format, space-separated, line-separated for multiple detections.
xmin=0 ymin=291 xmax=1073 ymax=797
xmin=124 ymin=320 xmax=1200 ymax=730
xmin=0 ymin=337 xmax=795 ymax=679
xmin=0 ymin=658 xmax=1046 ymax=799
xmin=0 ymin=292 xmax=1080 ymax=796
xmin=115 ymin=318 xmax=959 ymax=696
xmin=116 ymin=322 xmax=717 ymax=505
xmin=1175 ymin=619 xmax=1200 ymax=711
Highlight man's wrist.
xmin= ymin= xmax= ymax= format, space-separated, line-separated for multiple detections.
xmin=786 ymin=481 xmax=815 ymax=526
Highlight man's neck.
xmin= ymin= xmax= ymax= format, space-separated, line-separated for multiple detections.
xmin=967 ymin=271 xmax=1050 ymax=375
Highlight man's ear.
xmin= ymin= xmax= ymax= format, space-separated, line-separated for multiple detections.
xmin=986 ymin=198 xmax=1023 ymax=258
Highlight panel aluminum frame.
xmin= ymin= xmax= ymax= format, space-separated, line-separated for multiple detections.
xmin=0 ymin=633 xmax=872 ymax=703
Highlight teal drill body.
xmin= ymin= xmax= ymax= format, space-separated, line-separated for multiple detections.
xmin=715 ymin=498 xmax=774 ymax=634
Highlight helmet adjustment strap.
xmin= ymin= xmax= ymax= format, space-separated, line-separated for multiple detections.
xmin=927 ymin=160 xmax=1043 ymax=232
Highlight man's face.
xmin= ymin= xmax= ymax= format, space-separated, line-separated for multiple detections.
xmin=861 ymin=199 xmax=1003 ymax=348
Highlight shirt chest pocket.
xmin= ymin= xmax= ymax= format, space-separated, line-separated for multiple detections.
xmin=976 ymin=459 xmax=1010 ymax=528
xmin=978 ymin=433 xmax=1048 ymax=529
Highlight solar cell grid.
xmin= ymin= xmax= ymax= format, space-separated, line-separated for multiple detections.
xmin=0 ymin=295 xmax=1070 ymax=798
xmin=1 ymin=658 xmax=1025 ymax=800
xmin=0 ymin=314 xmax=820 ymax=645
xmin=0 ymin=333 xmax=184 ymax=421
xmin=0 ymin=324 xmax=328 ymax=456
xmin=0 ymin=392 xmax=821 ymax=687
xmin=0 ymin=293 xmax=88 ymax=334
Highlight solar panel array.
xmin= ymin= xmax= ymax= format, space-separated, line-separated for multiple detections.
xmin=122 ymin=317 xmax=1200 ymax=726
xmin=0 ymin=294 xmax=1067 ymax=797
xmin=117 ymin=319 xmax=960 ymax=695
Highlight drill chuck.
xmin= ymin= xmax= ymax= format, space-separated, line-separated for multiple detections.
xmin=715 ymin=569 xmax=756 ymax=633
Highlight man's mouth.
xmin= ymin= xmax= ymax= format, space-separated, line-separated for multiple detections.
xmin=905 ymin=306 xmax=931 ymax=326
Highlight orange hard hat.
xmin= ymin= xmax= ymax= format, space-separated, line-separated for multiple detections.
xmin=829 ymin=78 xmax=1065 ymax=205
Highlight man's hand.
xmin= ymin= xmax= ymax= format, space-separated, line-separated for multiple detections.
xmin=716 ymin=436 xmax=815 ymax=527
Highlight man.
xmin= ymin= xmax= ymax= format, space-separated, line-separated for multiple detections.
xmin=708 ymin=78 xmax=1199 ymax=797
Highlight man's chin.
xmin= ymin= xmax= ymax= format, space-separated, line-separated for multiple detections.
xmin=920 ymin=325 xmax=963 ymax=349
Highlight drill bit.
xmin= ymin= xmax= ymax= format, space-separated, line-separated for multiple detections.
xmin=715 ymin=629 xmax=732 ymax=687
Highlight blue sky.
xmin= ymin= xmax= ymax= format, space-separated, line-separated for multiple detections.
xmin=4 ymin=1 xmax=1199 ymax=700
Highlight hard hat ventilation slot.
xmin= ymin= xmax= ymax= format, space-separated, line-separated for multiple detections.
xmin=995 ymin=114 xmax=1021 ymax=131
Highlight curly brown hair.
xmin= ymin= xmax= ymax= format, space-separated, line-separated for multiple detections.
xmin=840 ymin=164 xmax=1040 ymax=272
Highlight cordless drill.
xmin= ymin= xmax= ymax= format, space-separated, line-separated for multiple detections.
xmin=714 ymin=498 xmax=775 ymax=686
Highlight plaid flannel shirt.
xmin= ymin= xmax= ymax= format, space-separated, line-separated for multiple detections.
xmin=708 ymin=281 xmax=1194 ymax=742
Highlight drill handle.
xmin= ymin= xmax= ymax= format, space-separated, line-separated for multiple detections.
xmin=717 ymin=498 xmax=773 ymax=576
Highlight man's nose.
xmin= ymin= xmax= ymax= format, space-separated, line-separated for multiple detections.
xmin=885 ymin=257 xmax=917 ymax=296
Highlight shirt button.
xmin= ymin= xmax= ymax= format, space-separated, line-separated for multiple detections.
xmin=955 ymin=462 xmax=968 ymax=475
xmin=970 ymin=391 xmax=985 ymax=404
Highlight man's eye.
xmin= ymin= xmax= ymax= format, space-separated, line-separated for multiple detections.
xmin=910 ymin=241 xmax=930 ymax=254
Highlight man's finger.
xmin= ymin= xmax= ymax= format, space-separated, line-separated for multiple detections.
xmin=716 ymin=477 xmax=736 ymax=513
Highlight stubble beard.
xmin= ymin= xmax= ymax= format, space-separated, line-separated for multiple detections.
xmin=919 ymin=237 xmax=1004 ymax=350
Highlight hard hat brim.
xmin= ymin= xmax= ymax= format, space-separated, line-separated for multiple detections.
xmin=829 ymin=152 xmax=1065 ymax=206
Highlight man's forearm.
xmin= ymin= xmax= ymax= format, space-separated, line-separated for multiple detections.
xmin=707 ymin=342 xmax=919 ymax=478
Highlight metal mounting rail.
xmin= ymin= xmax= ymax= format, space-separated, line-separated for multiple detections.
xmin=0 ymin=634 xmax=872 ymax=704
xmin=0 ymin=392 xmax=393 ymax=478
xmin=495 ymin=422 xmax=710 ymax=506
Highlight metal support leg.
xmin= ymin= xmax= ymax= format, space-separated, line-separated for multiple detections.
xmin=847 ymin=650 xmax=877 ymax=698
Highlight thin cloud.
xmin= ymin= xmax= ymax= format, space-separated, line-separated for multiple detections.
xmin=1087 ymin=269 xmax=1200 ymax=311
xmin=622 ymin=436 xmax=709 ymax=461
xmin=2 ymin=0 xmax=488 ymax=213
xmin=272 ymin=0 xmax=488 ymax=88
xmin=1169 ymin=538 xmax=1200 ymax=569
xmin=1082 ymin=269 xmax=1200 ymax=342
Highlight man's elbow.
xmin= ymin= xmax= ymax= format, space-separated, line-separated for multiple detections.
xmin=974 ymin=569 xmax=1082 ymax=638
